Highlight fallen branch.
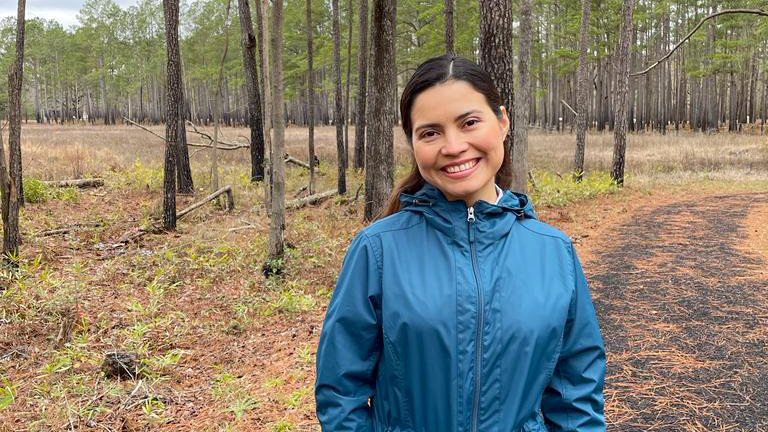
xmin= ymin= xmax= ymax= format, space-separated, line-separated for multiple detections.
xmin=285 ymin=155 xmax=310 ymax=169
xmin=113 ymin=186 xmax=235 ymax=246
xmin=630 ymin=9 xmax=768 ymax=77
xmin=43 ymin=178 xmax=104 ymax=188
xmin=185 ymin=120 xmax=248 ymax=149
xmin=560 ymin=99 xmax=578 ymax=116
xmin=286 ymin=189 xmax=337 ymax=210
xmin=36 ymin=222 xmax=103 ymax=237
xmin=177 ymin=185 xmax=235 ymax=219
xmin=124 ymin=116 xmax=243 ymax=150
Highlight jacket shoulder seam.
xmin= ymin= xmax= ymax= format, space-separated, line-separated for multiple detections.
xmin=518 ymin=220 xmax=572 ymax=244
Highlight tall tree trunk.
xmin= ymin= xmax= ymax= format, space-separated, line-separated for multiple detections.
xmin=257 ymin=0 xmax=273 ymax=210
xmin=268 ymin=0 xmax=286 ymax=261
xmin=344 ymin=0 xmax=354 ymax=168
xmin=176 ymin=83 xmax=194 ymax=193
xmin=444 ymin=0 xmax=454 ymax=54
xmin=364 ymin=0 xmax=396 ymax=221
xmin=163 ymin=0 xmax=181 ymax=230
xmin=479 ymin=0 xmax=515 ymax=190
xmin=239 ymin=0 xmax=265 ymax=182
xmin=306 ymin=0 xmax=317 ymax=194
xmin=573 ymin=0 xmax=592 ymax=181
xmin=512 ymin=0 xmax=532 ymax=194
xmin=332 ymin=0 xmax=347 ymax=194
xmin=4 ymin=0 xmax=26 ymax=260
xmin=353 ymin=0 xmax=369 ymax=171
xmin=611 ymin=0 xmax=635 ymax=186
xmin=212 ymin=0 xmax=233 ymax=194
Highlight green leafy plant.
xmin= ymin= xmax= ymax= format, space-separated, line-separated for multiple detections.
xmin=0 ymin=376 xmax=15 ymax=410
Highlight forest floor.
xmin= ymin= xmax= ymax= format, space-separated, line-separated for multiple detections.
xmin=0 ymin=124 xmax=767 ymax=431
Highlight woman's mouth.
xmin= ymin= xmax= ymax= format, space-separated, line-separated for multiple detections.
xmin=442 ymin=158 xmax=480 ymax=178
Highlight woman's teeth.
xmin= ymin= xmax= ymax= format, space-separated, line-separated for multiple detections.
xmin=445 ymin=159 xmax=478 ymax=174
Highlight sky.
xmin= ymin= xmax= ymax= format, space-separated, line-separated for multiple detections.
xmin=0 ymin=0 xmax=139 ymax=28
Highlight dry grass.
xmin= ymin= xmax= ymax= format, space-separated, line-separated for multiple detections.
xmin=0 ymin=123 xmax=766 ymax=431
xmin=15 ymin=123 xmax=768 ymax=190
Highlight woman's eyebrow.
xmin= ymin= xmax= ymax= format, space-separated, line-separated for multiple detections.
xmin=414 ymin=110 xmax=481 ymax=133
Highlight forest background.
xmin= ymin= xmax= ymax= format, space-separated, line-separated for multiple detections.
xmin=1 ymin=0 xmax=768 ymax=431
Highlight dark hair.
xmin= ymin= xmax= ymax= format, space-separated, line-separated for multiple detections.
xmin=378 ymin=54 xmax=510 ymax=219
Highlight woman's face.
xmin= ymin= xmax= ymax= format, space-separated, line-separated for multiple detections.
xmin=410 ymin=80 xmax=509 ymax=206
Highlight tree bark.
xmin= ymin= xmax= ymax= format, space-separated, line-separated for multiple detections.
xmin=611 ymin=0 xmax=636 ymax=186
xmin=306 ymin=0 xmax=317 ymax=194
xmin=256 ymin=0 xmax=273 ymax=210
xmin=163 ymin=0 xmax=181 ymax=230
xmin=479 ymin=0 xmax=515 ymax=190
xmin=344 ymin=0 xmax=354 ymax=169
xmin=332 ymin=0 xmax=347 ymax=194
xmin=212 ymin=0 xmax=233 ymax=194
xmin=512 ymin=0 xmax=532 ymax=194
xmin=353 ymin=0 xmax=369 ymax=171
xmin=239 ymin=0 xmax=266 ymax=182
xmin=268 ymin=0 xmax=286 ymax=261
xmin=4 ymin=0 xmax=26 ymax=260
xmin=444 ymin=0 xmax=454 ymax=54
xmin=573 ymin=0 xmax=592 ymax=181
xmin=364 ymin=0 xmax=396 ymax=221
xmin=176 ymin=84 xmax=194 ymax=193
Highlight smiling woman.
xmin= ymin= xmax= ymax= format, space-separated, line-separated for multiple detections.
xmin=315 ymin=54 xmax=607 ymax=432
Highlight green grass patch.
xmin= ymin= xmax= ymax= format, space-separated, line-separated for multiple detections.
xmin=529 ymin=170 xmax=619 ymax=207
xmin=23 ymin=178 xmax=80 ymax=203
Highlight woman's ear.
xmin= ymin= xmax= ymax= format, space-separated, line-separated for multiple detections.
xmin=498 ymin=105 xmax=510 ymax=135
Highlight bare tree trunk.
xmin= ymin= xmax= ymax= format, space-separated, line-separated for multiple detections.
xmin=238 ymin=0 xmax=266 ymax=176
xmin=364 ymin=0 xmax=396 ymax=221
xmin=573 ymin=0 xmax=591 ymax=181
xmin=4 ymin=0 xmax=26 ymax=260
xmin=163 ymin=0 xmax=181 ymax=230
xmin=176 ymin=81 xmax=194 ymax=193
xmin=212 ymin=0 xmax=233 ymax=194
xmin=611 ymin=0 xmax=635 ymax=186
xmin=479 ymin=0 xmax=515 ymax=190
xmin=306 ymin=0 xmax=316 ymax=194
xmin=444 ymin=0 xmax=454 ymax=54
xmin=256 ymin=0 xmax=273 ymax=210
xmin=332 ymin=0 xmax=347 ymax=194
xmin=512 ymin=0 xmax=532 ymax=194
xmin=268 ymin=0 xmax=286 ymax=261
xmin=344 ymin=0 xmax=354 ymax=168
xmin=353 ymin=0 xmax=369 ymax=171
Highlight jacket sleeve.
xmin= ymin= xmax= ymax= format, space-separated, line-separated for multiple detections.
xmin=315 ymin=232 xmax=382 ymax=432
xmin=542 ymin=243 xmax=606 ymax=431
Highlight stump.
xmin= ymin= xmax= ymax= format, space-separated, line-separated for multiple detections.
xmin=101 ymin=351 xmax=141 ymax=379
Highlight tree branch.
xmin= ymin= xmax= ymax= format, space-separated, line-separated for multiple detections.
xmin=630 ymin=9 xmax=768 ymax=77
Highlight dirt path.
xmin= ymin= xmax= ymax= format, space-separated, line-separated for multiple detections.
xmin=587 ymin=193 xmax=768 ymax=431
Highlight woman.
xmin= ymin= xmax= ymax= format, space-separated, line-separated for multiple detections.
xmin=315 ymin=55 xmax=606 ymax=432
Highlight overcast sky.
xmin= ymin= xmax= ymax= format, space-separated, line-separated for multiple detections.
xmin=1 ymin=0 xmax=140 ymax=28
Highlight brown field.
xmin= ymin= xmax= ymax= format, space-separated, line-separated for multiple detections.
xmin=0 ymin=123 xmax=767 ymax=431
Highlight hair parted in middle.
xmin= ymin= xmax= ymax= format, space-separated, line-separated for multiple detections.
xmin=377 ymin=54 xmax=511 ymax=219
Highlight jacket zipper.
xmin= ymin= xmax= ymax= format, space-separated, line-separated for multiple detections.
xmin=467 ymin=206 xmax=483 ymax=432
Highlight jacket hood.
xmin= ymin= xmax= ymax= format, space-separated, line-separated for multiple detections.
xmin=398 ymin=183 xmax=537 ymax=242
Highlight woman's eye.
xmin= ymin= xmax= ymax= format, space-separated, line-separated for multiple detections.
xmin=465 ymin=119 xmax=478 ymax=128
xmin=421 ymin=130 xmax=437 ymax=139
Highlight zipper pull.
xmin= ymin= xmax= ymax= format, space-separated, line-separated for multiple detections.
xmin=467 ymin=206 xmax=475 ymax=222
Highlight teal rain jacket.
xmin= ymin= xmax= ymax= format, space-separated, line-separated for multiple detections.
xmin=315 ymin=183 xmax=606 ymax=432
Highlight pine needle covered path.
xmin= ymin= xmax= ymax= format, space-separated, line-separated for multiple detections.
xmin=587 ymin=193 xmax=768 ymax=431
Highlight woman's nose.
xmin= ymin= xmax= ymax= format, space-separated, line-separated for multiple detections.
xmin=440 ymin=131 xmax=468 ymax=156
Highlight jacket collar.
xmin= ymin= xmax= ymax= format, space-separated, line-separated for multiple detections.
xmin=399 ymin=183 xmax=536 ymax=241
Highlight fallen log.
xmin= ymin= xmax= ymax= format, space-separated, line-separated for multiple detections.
xmin=43 ymin=178 xmax=104 ymax=188
xmin=177 ymin=185 xmax=235 ymax=219
xmin=285 ymin=155 xmax=310 ymax=169
xmin=286 ymin=189 xmax=337 ymax=210
xmin=113 ymin=186 xmax=235 ymax=246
